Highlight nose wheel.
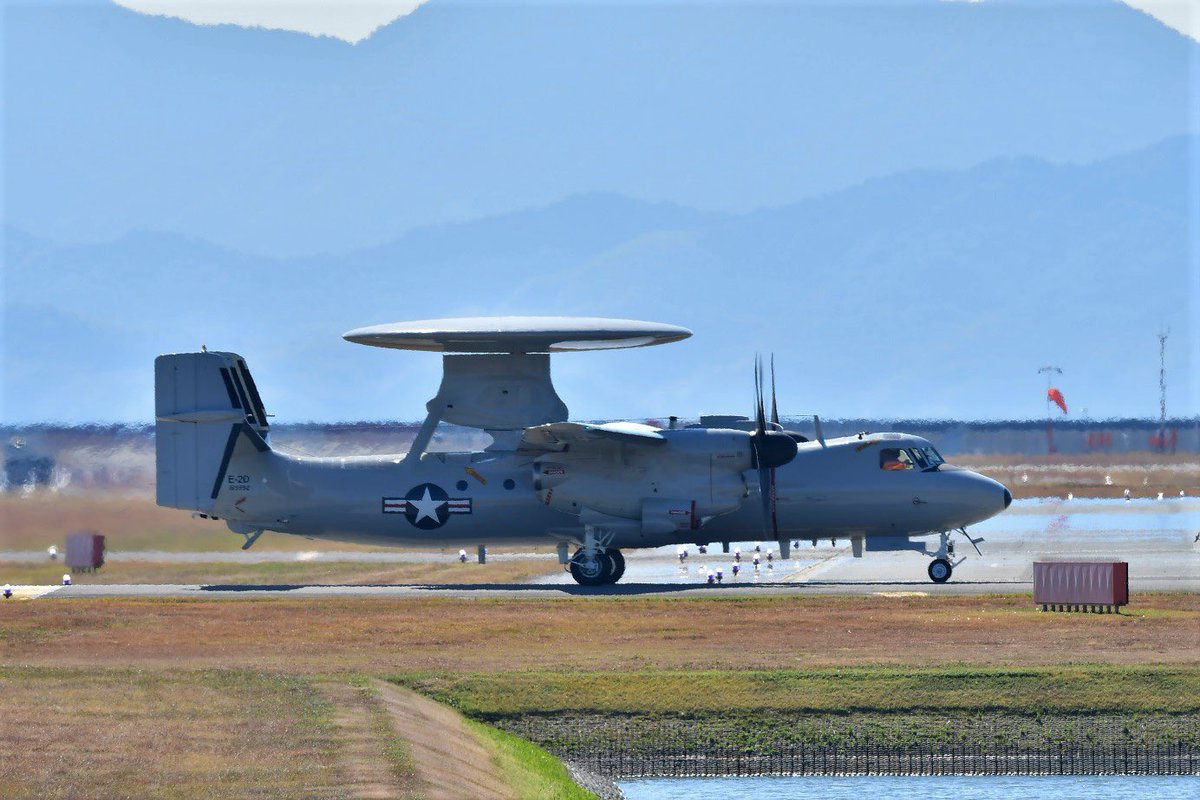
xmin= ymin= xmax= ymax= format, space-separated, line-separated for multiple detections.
xmin=928 ymin=557 xmax=952 ymax=583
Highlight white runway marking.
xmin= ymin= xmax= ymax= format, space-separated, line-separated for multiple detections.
xmin=3 ymin=585 xmax=63 ymax=600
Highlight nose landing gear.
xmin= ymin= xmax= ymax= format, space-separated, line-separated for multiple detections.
xmin=923 ymin=528 xmax=985 ymax=583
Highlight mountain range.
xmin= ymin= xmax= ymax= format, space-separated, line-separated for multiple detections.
xmin=5 ymin=135 xmax=1194 ymax=423
xmin=3 ymin=0 xmax=1196 ymax=256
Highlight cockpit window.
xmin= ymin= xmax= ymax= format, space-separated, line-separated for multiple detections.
xmin=880 ymin=448 xmax=914 ymax=471
xmin=881 ymin=446 xmax=945 ymax=472
xmin=921 ymin=447 xmax=945 ymax=468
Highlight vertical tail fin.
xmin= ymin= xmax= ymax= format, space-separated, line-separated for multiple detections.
xmin=155 ymin=352 xmax=271 ymax=511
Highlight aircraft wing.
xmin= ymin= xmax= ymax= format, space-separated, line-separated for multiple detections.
xmin=520 ymin=421 xmax=666 ymax=451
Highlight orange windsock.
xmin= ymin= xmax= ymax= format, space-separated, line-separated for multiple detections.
xmin=1047 ymin=388 xmax=1067 ymax=415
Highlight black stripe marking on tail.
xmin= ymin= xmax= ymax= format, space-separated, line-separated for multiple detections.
xmin=219 ymin=368 xmax=242 ymax=409
xmin=227 ymin=367 xmax=254 ymax=425
xmin=236 ymin=360 xmax=269 ymax=429
xmin=242 ymin=424 xmax=271 ymax=453
xmin=211 ymin=424 xmax=242 ymax=499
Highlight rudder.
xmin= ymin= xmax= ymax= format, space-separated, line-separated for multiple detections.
xmin=155 ymin=352 xmax=271 ymax=511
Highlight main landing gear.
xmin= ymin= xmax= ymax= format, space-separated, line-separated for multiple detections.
xmin=569 ymin=547 xmax=625 ymax=586
xmin=927 ymin=557 xmax=952 ymax=583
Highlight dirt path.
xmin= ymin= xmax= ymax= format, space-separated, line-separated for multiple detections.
xmin=370 ymin=679 xmax=516 ymax=800
xmin=321 ymin=681 xmax=417 ymax=799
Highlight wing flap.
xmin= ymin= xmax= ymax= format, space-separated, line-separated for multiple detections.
xmin=520 ymin=421 xmax=666 ymax=451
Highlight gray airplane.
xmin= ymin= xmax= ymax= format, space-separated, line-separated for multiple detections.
xmin=155 ymin=317 xmax=1011 ymax=585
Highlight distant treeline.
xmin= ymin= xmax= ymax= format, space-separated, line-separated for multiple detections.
xmin=4 ymin=417 xmax=1198 ymax=457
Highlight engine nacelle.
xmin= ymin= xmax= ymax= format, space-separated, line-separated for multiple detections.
xmin=641 ymin=498 xmax=700 ymax=535
xmin=532 ymin=461 xmax=570 ymax=492
xmin=531 ymin=428 xmax=752 ymax=532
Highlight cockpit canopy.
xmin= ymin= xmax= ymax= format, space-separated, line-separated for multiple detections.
xmin=879 ymin=445 xmax=945 ymax=472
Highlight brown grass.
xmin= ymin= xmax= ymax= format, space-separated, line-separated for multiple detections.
xmin=1 ymin=593 xmax=1195 ymax=797
xmin=4 ymin=594 xmax=1196 ymax=675
xmin=0 ymin=668 xmax=341 ymax=799
xmin=0 ymin=494 xmax=340 ymax=552
xmin=957 ymin=453 xmax=1199 ymax=500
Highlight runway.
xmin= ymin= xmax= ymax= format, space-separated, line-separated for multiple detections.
xmin=10 ymin=498 xmax=1199 ymax=599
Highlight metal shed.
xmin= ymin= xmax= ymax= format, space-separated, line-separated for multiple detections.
xmin=1033 ymin=561 xmax=1128 ymax=612
xmin=65 ymin=531 xmax=105 ymax=572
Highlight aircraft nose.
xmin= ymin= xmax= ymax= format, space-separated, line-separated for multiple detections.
xmin=946 ymin=471 xmax=1011 ymax=525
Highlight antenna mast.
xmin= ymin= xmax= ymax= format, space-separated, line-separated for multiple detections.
xmin=1157 ymin=328 xmax=1169 ymax=452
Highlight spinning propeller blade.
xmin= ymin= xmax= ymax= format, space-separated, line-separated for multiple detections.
xmin=770 ymin=354 xmax=779 ymax=428
xmin=749 ymin=354 xmax=796 ymax=537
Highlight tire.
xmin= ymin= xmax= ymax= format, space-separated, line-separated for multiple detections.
xmin=605 ymin=548 xmax=626 ymax=584
xmin=928 ymin=557 xmax=952 ymax=583
xmin=569 ymin=549 xmax=612 ymax=586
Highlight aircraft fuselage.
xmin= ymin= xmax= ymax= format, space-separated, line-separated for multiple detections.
xmin=215 ymin=431 xmax=1009 ymax=551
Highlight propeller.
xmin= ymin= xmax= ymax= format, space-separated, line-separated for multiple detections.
xmin=750 ymin=354 xmax=798 ymax=537
xmin=770 ymin=354 xmax=779 ymax=428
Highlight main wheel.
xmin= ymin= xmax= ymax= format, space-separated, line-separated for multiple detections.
xmin=928 ymin=557 xmax=952 ymax=583
xmin=569 ymin=549 xmax=613 ymax=586
xmin=605 ymin=548 xmax=626 ymax=583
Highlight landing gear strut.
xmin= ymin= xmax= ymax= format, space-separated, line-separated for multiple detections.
xmin=922 ymin=528 xmax=984 ymax=583
xmin=569 ymin=526 xmax=625 ymax=586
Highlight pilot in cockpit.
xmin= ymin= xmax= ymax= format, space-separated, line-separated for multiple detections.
xmin=881 ymin=446 xmax=945 ymax=472
xmin=880 ymin=448 xmax=914 ymax=471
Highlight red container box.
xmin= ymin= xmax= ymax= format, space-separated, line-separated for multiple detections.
xmin=1033 ymin=561 xmax=1128 ymax=609
xmin=65 ymin=531 xmax=105 ymax=571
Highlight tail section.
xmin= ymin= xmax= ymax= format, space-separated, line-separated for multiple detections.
xmin=155 ymin=352 xmax=271 ymax=511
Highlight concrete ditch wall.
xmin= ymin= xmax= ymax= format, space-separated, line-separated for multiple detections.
xmin=500 ymin=714 xmax=1200 ymax=778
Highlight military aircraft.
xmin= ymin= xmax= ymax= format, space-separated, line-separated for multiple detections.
xmin=155 ymin=317 xmax=1011 ymax=585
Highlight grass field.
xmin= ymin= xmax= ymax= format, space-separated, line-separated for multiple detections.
xmin=4 ymin=594 xmax=1195 ymax=672
xmin=467 ymin=722 xmax=598 ymax=799
xmin=397 ymin=665 xmax=1200 ymax=718
xmin=0 ymin=667 xmax=595 ymax=800
xmin=0 ymin=668 xmax=342 ymax=799
xmin=0 ymin=492 xmax=562 ymax=586
xmin=0 ymin=494 xmax=289 ymax=552
xmin=955 ymin=452 xmax=1198 ymax=500
xmin=3 ymin=592 xmax=1196 ymax=794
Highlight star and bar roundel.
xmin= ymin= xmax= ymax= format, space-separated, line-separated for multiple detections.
xmin=382 ymin=483 xmax=473 ymax=529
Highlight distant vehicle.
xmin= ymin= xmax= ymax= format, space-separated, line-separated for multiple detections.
xmin=154 ymin=317 xmax=1010 ymax=585
xmin=3 ymin=436 xmax=54 ymax=489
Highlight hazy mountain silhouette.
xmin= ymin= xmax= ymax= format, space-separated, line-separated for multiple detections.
xmin=3 ymin=0 xmax=1194 ymax=255
xmin=4 ymin=137 xmax=1192 ymax=423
